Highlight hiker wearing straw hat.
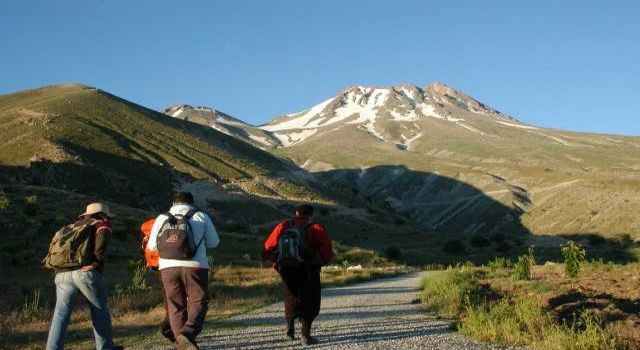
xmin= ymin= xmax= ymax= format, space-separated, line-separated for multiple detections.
xmin=43 ymin=202 xmax=123 ymax=350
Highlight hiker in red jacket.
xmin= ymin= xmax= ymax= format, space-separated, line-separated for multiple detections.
xmin=262 ymin=204 xmax=333 ymax=345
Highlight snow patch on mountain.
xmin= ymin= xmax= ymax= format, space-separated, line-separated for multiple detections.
xmin=497 ymin=121 xmax=540 ymax=130
xmin=264 ymin=98 xmax=336 ymax=131
xmin=248 ymin=134 xmax=272 ymax=146
xmin=272 ymin=129 xmax=318 ymax=147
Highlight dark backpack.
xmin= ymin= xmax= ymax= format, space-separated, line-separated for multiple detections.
xmin=277 ymin=221 xmax=313 ymax=268
xmin=157 ymin=210 xmax=203 ymax=260
xmin=42 ymin=218 xmax=99 ymax=270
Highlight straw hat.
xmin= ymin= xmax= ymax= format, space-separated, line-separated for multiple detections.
xmin=79 ymin=202 xmax=116 ymax=218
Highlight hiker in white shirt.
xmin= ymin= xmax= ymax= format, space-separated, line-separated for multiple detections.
xmin=147 ymin=192 xmax=219 ymax=350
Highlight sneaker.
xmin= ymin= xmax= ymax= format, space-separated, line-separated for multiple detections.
xmin=301 ymin=335 xmax=318 ymax=345
xmin=286 ymin=327 xmax=295 ymax=340
xmin=160 ymin=325 xmax=176 ymax=343
xmin=175 ymin=334 xmax=199 ymax=350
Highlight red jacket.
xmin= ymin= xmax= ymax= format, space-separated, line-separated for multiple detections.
xmin=262 ymin=218 xmax=333 ymax=267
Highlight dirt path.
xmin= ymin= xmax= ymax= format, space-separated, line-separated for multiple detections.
xmin=154 ymin=272 xmax=509 ymax=349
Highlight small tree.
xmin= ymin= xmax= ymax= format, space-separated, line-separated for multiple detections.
xmin=513 ymin=246 xmax=536 ymax=281
xmin=561 ymin=240 xmax=586 ymax=279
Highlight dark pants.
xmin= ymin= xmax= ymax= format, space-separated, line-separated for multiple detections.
xmin=152 ymin=269 xmax=172 ymax=334
xmin=280 ymin=265 xmax=321 ymax=323
xmin=160 ymin=267 xmax=209 ymax=341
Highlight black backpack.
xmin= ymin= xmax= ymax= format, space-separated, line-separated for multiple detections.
xmin=157 ymin=210 xmax=203 ymax=260
xmin=277 ymin=221 xmax=313 ymax=268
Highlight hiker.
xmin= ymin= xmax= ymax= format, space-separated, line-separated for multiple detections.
xmin=147 ymin=192 xmax=220 ymax=350
xmin=139 ymin=218 xmax=173 ymax=343
xmin=261 ymin=204 xmax=333 ymax=345
xmin=43 ymin=202 xmax=123 ymax=350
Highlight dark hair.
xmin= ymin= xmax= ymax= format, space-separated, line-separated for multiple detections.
xmin=173 ymin=192 xmax=194 ymax=205
xmin=295 ymin=204 xmax=314 ymax=217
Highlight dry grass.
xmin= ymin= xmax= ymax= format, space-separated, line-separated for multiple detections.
xmin=1 ymin=265 xmax=407 ymax=349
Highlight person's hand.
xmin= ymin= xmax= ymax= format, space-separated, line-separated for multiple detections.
xmin=81 ymin=265 xmax=95 ymax=272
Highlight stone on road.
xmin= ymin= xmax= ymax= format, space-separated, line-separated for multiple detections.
xmin=187 ymin=272 xmax=504 ymax=349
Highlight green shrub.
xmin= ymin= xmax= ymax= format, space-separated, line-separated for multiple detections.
xmin=487 ymin=257 xmax=512 ymax=271
xmin=442 ymin=239 xmax=467 ymax=255
xmin=513 ymin=246 xmax=535 ymax=281
xmin=561 ymin=241 xmax=586 ymax=279
xmin=0 ymin=191 xmax=10 ymax=210
xmin=421 ymin=268 xmax=481 ymax=317
xmin=460 ymin=297 xmax=620 ymax=349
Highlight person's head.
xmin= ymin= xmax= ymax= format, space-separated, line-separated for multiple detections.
xmin=173 ymin=191 xmax=194 ymax=205
xmin=295 ymin=204 xmax=314 ymax=219
xmin=79 ymin=202 xmax=115 ymax=221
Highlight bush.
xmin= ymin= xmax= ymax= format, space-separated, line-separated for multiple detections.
xmin=612 ymin=233 xmax=633 ymax=249
xmin=383 ymin=246 xmax=402 ymax=261
xmin=561 ymin=241 xmax=586 ymax=279
xmin=460 ymin=297 xmax=619 ymax=349
xmin=513 ymin=246 xmax=536 ymax=281
xmin=0 ymin=191 xmax=9 ymax=210
xmin=487 ymin=257 xmax=512 ymax=271
xmin=470 ymin=235 xmax=491 ymax=248
xmin=442 ymin=239 xmax=467 ymax=255
xmin=421 ymin=268 xmax=481 ymax=317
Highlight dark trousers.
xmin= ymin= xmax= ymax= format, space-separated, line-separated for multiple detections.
xmin=151 ymin=269 xmax=171 ymax=333
xmin=160 ymin=267 xmax=209 ymax=340
xmin=280 ymin=265 xmax=321 ymax=323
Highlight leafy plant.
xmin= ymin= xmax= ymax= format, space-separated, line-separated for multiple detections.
xmin=0 ymin=191 xmax=9 ymax=210
xmin=487 ymin=257 xmax=512 ymax=271
xmin=513 ymin=246 xmax=536 ymax=281
xmin=561 ymin=241 xmax=586 ymax=279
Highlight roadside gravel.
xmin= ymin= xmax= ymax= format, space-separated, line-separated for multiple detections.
xmin=172 ymin=272 xmax=517 ymax=349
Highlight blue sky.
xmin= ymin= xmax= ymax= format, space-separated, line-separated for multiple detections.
xmin=1 ymin=1 xmax=639 ymax=135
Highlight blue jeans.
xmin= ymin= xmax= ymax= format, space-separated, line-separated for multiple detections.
xmin=46 ymin=269 xmax=114 ymax=350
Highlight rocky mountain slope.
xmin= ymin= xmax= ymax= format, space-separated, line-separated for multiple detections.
xmin=260 ymin=82 xmax=640 ymax=238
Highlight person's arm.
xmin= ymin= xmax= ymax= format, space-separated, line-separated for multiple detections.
xmin=310 ymin=224 xmax=333 ymax=266
xmin=146 ymin=215 xmax=166 ymax=251
xmin=84 ymin=222 xmax=112 ymax=271
xmin=199 ymin=212 xmax=220 ymax=248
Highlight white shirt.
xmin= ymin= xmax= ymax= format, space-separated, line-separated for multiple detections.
xmin=147 ymin=204 xmax=220 ymax=270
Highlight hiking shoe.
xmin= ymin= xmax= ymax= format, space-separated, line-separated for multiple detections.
xmin=301 ymin=335 xmax=318 ymax=345
xmin=160 ymin=326 xmax=176 ymax=343
xmin=175 ymin=334 xmax=199 ymax=350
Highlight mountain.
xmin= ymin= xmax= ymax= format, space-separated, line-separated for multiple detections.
xmin=261 ymin=82 xmax=640 ymax=238
xmin=163 ymin=104 xmax=280 ymax=148
xmin=2 ymin=83 xmax=462 ymax=270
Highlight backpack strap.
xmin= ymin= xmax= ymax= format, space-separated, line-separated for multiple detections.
xmin=184 ymin=210 xmax=205 ymax=253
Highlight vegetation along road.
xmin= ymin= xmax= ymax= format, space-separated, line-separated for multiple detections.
xmin=149 ymin=272 xmax=513 ymax=349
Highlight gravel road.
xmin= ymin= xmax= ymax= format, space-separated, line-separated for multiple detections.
xmin=179 ymin=272 xmax=509 ymax=349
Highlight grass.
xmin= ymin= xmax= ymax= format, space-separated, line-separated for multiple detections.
xmin=1 ymin=264 xmax=407 ymax=350
xmin=421 ymin=262 xmax=639 ymax=349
